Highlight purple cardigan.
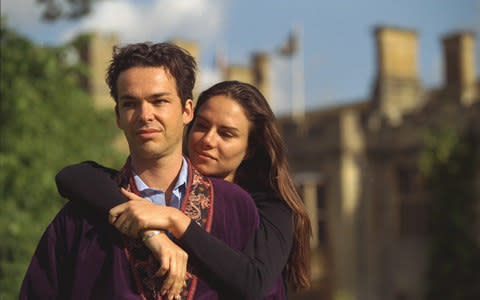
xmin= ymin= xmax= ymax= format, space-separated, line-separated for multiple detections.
xmin=20 ymin=178 xmax=259 ymax=299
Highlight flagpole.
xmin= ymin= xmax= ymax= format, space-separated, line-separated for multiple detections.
xmin=292 ymin=24 xmax=305 ymax=123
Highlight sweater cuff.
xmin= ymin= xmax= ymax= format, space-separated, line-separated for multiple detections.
xmin=178 ymin=220 xmax=203 ymax=248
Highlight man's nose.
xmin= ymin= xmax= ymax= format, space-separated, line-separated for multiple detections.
xmin=138 ymin=102 xmax=154 ymax=121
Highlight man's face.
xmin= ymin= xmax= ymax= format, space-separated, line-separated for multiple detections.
xmin=116 ymin=66 xmax=193 ymax=162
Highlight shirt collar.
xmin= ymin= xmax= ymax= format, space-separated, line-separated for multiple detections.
xmin=131 ymin=157 xmax=188 ymax=196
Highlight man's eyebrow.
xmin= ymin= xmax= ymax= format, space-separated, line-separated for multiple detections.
xmin=146 ymin=92 xmax=172 ymax=100
xmin=119 ymin=92 xmax=172 ymax=101
xmin=118 ymin=94 xmax=138 ymax=101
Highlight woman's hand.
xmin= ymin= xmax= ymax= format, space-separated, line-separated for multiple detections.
xmin=109 ymin=188 xmax=191 ymax=239
xmin=143 ymin=231 xmax=188 ymax=300
xmin=108 ymin=190 xmax=158 ymax=238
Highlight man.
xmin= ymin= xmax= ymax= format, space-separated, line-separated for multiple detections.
xmin=20 ymin=43 xmax=259 ymax=299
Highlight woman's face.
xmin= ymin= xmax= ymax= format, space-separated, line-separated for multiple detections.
xmin=188 ymin=95 xmax=251 ymax=182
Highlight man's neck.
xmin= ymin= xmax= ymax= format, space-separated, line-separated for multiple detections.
xmin=130 ymin=154 xmax=183 ymax=193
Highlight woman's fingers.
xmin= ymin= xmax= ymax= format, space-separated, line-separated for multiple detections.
xmin=109 ymin=202 xmax=128 ymax=224
xmin=109 ymin=204 xmax=141 ymax=238
xmin=109 ymin=199 xmax=156 ymax=237
xmin=120 ymin=187 xmax=147 ymax=202
xmin=111 ymin=211 xmax=133 ymax=236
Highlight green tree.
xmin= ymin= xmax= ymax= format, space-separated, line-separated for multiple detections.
xmin=420 ymin=128 xmax=480 ymax=299
xmin=0 ymin=22 xmax=123 ymax=298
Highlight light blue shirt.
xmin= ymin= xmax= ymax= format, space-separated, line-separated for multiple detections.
xmin=132 ymin=157 xmax=188 ymax=209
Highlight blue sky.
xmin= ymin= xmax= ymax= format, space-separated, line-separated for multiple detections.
xmin=2 ymin=0 xmax=479 ymax=115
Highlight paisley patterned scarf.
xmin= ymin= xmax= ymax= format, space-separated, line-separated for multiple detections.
xmin=115 ymin=157 xmax=214 ymax=300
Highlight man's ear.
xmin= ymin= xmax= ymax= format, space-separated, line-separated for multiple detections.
xmin=183 ymin=99 xmax=194 ymax=125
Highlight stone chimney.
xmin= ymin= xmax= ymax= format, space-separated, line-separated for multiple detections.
xmin=222 ymin=52 xmax=272 ymax=108
xmin=372 ymin=26 xmax=424 ymax=125
xmin=88 ymin=33 xmax=118 ymax=110
xmin=224 ymin=64 xmax=254 ymax=85
xmin=442 ymin=32 xmax=477 ymax=105
xmin=252 ymin=52 xmax=272 ymax=106
xmin=170 ymin=39 xmax=200 ymax=63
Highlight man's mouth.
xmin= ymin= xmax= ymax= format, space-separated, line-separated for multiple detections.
xmin=136 ymin=128 xmax=161 ymax=138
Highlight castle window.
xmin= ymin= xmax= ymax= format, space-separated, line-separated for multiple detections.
xmin=396 ymin=165 xmax=418 ymax=194
xmin=396 ymin=164 xmax=431 ymax=236
xmin=317 ymin=185 xmax=327 ymax=244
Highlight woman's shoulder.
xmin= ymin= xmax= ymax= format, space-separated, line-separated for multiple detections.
xmin=209 ymin=177 xmax=251 ymax=198
xmin=209 ymin=177 xmax=258 ymax=211
xmin=251 ymin=191 xmax=291 ymax=210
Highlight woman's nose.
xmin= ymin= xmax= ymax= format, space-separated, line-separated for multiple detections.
xmin=201 ymin=130 xmax=216 ymax=148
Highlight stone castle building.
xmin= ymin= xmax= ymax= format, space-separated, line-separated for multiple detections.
xmin=77 ymin=26 xmax=479 ymax=300
xmin=276 ymin=27 xmax=479 ymax=300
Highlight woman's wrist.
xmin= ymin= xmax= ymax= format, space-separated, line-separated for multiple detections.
xmin=168 ymin=209 xmax=191 ymax=239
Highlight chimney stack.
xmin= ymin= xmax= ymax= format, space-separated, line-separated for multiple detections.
xmin=86 ymin=33 xmax=118 ymax=110
xmin=442 ymin=32 xmax=477 ymax=105
xmin=372 ymin=26 xmax=424 ymax=125
xmin=252 ymin=52 xmax=272 ymax=106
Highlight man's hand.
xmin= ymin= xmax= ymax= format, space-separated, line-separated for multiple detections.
xmin=143 ymin=231 xmax=188 ymax=300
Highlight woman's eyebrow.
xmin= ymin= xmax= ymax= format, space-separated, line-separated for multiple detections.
xmin=219 ymin=125 xmax=239 ymax=133
xmin=196 ymin=115 xmax=239 ymax=132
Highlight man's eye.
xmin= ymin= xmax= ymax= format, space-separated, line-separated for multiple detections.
xmin=122 ymin=102 xmax=135 ymax=108
xmin=153 ymin=99 xmax=167 ymax=105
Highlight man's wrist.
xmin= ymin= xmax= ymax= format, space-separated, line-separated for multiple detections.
xmin=142 ymin=230 xmax=161 ymax=242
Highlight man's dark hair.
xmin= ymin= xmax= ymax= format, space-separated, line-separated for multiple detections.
xmin=106 ymin=42 xmax=197 ymax=106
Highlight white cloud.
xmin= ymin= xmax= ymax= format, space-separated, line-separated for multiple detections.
xmin=197 ymin=67 xmax=222 ymax=93
xmin=2 ymin=0 xmax=226 ymax=47
xmin=1 ymin=0 xmax=43 ymax=31
xmin=61 ymin=0 xmax=225 ymax=45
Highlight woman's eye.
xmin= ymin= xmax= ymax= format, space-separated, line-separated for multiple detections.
xmin=220 ymin=131 xmax=234 ymax=138
xmin=193 ymin=122 xmax=208 ymax=131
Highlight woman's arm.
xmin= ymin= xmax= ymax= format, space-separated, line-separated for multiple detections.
xmin=56 ymin=162 xmax=187 ymax=300
xmin=178 ymin=193 xmax=293 ymax=299
xmin=56 ymin=162 xmax=294 ymax=299
xmin=114 ymin=189 xmax=293 ymax=299
xmin=55 ymin=161 xmax=126 ymax=214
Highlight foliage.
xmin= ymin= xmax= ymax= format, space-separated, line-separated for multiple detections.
xmin=420 ymin=128 xmax=480 ymax=300
xmin=0 ymin=23 xmax=123 ymax=298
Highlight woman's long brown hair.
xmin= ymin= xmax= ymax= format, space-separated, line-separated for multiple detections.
xmin=187 ymin=81 xmax=312 ymax=290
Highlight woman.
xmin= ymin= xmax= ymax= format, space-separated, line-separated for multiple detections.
xmin=56 ymin=81 xmax=311 ymax=299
